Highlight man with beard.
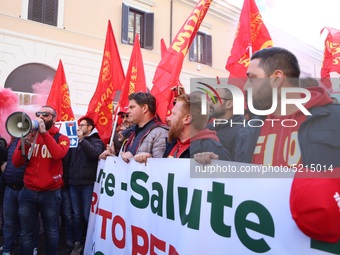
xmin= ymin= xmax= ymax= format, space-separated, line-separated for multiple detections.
xmin=134 ymin=93 xmax=230 ymax=162
xmin=234 ymin=47 xmax=340 ymax=244
xmin=12 ymin=106 xmax=70 ymax=255
xmin=207 ymin=87 xmax=244 ymax=160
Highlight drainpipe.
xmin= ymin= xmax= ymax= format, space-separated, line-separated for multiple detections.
xmin=170 ymin=0 xmax=173 ymax=44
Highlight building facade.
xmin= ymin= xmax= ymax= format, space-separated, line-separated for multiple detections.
xmin=0 ymin=0 xmax=324 ymax=117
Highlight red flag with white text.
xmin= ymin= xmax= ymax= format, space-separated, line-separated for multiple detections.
xmin=226 ymin=0 xmax=273 ymax=87
xmin=151 ymin=0 xmax=212 ymax=123
xmin=118 ymin=34 xmax=147 ymax=110
xmin=46 ymin=60 xmax=75 ymax=121
xmin=84 ymin=20 xmax=125 ymax=144
xmin=320 ymin=27 xmax=340 ymax=91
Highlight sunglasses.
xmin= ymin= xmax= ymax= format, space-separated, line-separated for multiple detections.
xmin=121 ymin=114 xmax=129 ymax=118
xmin=35 ymin=112 xmax=55 ymax=117
xmin=212 ymin=96 xmax=232 ymax=103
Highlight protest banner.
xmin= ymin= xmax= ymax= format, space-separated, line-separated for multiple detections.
xmin=84 ymin=157 xmax=339 ymax=255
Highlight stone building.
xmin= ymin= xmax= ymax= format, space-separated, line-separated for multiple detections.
xmin=0 ymin=0 xmax=324 ymax=117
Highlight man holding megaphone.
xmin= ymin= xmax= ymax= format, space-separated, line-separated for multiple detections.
xmin=11 ymin=105 xmax=70 ymax=255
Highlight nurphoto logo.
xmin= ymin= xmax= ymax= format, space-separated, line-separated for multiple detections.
xmin=193 ymin=78 xmax=312 ymax=128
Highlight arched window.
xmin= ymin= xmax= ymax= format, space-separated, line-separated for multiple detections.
xmin=4 ymin=63 xmax=55 ymax=105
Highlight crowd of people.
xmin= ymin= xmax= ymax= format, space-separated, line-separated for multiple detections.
xmin=0 ymin=46 xmax=340 ymax=254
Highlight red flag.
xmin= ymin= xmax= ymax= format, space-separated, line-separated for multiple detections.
xmin=118 ymin=34 xmax=147 ymax=110
xmin=151 ymin=0 xmax=212 ymax=123
xmin=320 ymin=27 xmax=340 ymax=91
xmin=46 ymin=60 xmax=75 ymax=121
xmin=226 ymin=0 xmax=273 ymax=86
xmin=159 ymin=38 xmax=181 ymax=121
xmin=160 ymin=38 xmax=167 ymax=59
xmin=84 ymin=20 xmax=125 ymax=144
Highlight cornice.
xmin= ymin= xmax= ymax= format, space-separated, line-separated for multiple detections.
xmin=123 ymin=0 xmax=155 ymax=11
xmin=176 ymin=0 xmax=240 ymax=24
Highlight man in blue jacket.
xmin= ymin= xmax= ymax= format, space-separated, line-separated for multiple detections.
xmin=1 ymin=137 xmax=26 ymax=255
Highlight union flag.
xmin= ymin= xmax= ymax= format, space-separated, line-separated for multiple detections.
xmin=226 ymin=0 xmax=273 ymax=87
xmin=151 ymin=0 xmax=212 ymax=123
xmin=83 ymin=20 xmax=125 ymax=144
xmin=118 ymin=34 xmax=147 ymax=111
xmin=320 ymin=27 xmax=340 ymax=91
xmin=46 ymin=60 xmax=75 ymax=121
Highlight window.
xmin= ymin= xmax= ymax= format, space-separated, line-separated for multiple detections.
xmin=28 ymin=0 xmax=59 ymax=26
xmin=5 ymin=63 xmax=55 ymax=93
xmin=121 ymin=3 xmax=154 ymax=50
xmin=189 ymin=32 xmax=212 ymax=66
xmin=4 ymin=63 xmax=55 ymax=105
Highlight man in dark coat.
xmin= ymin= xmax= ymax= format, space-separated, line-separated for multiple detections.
xmin=67 ymin=117 xmax=105 ymax=254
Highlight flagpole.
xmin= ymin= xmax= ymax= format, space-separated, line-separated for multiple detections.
xmin=109 ymin=106 xmax=120 ymax=147
xmin=248 ymin=0 xmax=252 ymax=58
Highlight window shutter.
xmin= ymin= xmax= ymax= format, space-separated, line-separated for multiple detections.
xmin=206 ymin=34 xmax=212 ymax=66
xmin=44 ymin=0 xmax=58 ymax=26
xmin=28 ymin=0 xmax=43 ymax=22
xmin=28 ymin=0 xmax=58 ymax=26
xmin=143 ymin=12 xmax=154 ymax=50
xmin=121 ymin=3 xmax=129 ymax=44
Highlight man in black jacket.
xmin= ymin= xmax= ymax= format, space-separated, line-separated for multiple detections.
xmin=234 ymin=47 xmax=340 ymax=244
xmin=67 ymin=117 xmax=105 ymax=254
xmin=207 ymin=87 xmax=244 ymax=160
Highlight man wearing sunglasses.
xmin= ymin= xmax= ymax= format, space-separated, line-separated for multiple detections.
xmin=115 ymin=107 xmax=133 ymax=154
xmin=98 ymin=107 xmax=133 ymax=159
xmin=12 ymin=105 xmax=70 ymax=255
xmin=208 ymin=87 xmax=244 ymax=160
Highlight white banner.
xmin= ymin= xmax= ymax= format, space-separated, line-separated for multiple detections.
xmin=84 ymin=158 xmax=340 ymax=255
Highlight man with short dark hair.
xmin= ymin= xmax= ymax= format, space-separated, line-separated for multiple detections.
xmin=12 ymin=105 xmax=70 ymax=255
xmin=120 ymin=92 xmax=168 ymax=163
xmin=67 ymin=117 xmax=105 ymax=254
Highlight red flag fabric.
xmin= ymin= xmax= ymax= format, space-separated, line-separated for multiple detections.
xmin=118 ymin=34 xmax=147 ymax=110
xmin=151 ymin=0 xmax=212 ymax=123
xmin=226 ymin=0 xmax=273 ymax=86
xmin=320 ymin=27 xmax=340 ymax=91
xmin=159 ymin=38 xmax=182 ymax=121
xmin=160 ymin=38 xmax=167 ymax=59
xmin=46 ymin=60 xmax=75 ymax=121
xmin=84 ymin=20 xmax=125 ymax=144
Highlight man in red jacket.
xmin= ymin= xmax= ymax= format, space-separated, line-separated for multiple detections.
xmin=12 ymin=105 xmax=70 ymax=255
xmin=134 ymin=93 xmax=230 ymax=163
